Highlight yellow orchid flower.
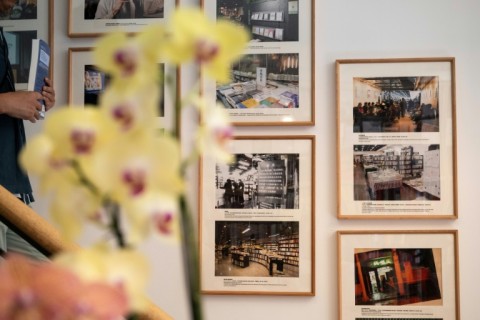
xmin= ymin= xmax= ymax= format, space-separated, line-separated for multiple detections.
xmin=54 ymin=246 xmax=150 ymax=312
xmin=194 ymin=99 xmax=234 ymax=163
xmin=87 ymin=133 xmax=183 ymax=203
xmin=163 ymin=8 xmax=249 ymax=83
xmin=93 ymin=25 xmax=165 ymax=90
xmin=99 ymin=83 xmax=160 ymax=134
xmin=50 ymin=183 xmax=103 ymax=242
xmin=122 ymin=191 xmax=180 ymax=245
xmin=19 ymin=134 xmax=79 ymax=194
xmin=43 ymin=107 xmax=115 ymax=160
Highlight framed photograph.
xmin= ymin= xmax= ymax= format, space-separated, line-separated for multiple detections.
xmin=202 ymin=0 xmax=315 ymax=126
xmin=338 ymin=230 xmax=460 ymax=320
xmin=68 ymin=0 xmax=178 ymax=37
xmin=200 ymin=135 xmax=315 ymax=295
xmin=0 ymin=0 xmax=53 ymax=90
xmin=68 ymin=47 xmax=178 ymax=131
xmin=336 ymin=58 xmax=457 ymax=219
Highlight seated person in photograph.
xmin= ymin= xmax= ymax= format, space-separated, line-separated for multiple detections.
xmin=95 ymin=0 xmax=137 ymax=19
xmin=143 ymin=0 xmax=163 ymax=17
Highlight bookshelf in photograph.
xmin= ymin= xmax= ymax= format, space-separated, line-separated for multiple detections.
xmin=337 ymin=58 xmax=457 ymax=218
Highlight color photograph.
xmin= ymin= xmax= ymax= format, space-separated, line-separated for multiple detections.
xmin=353 ymin=144 xmax=440 ymax=201
xmin=216 ymin=0 xmax=299 ymax=42
xmin=215 ymin=221 xmax=299 ymax=277
xmin=84 ymin=0 xmax=164 ymax=20
xmin=338 ymin=231 xmax=459 ymax=320
xmin=217 ymin=53 xmax=299 ymax=110
xmin=337 ymin=58 xmax=457 ymax=218
xmin=0 ymin=0 xmax=37 ymax=20
xmin=354 ymin=248 xmax=442 ymax=306
xmin=353 ymin=76 xmax=439 ymax=133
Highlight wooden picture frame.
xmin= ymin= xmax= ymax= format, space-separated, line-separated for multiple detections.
xmin=68 ymin=47 xmax=179 ymax=131
xmin=200 ymin=135 xmax=315 ymax=295
xmin=336 ymin=58 xmax=457 ymax=219
xmin=201 ymin=0 xmax=315 ymax=126
xmin=68 ymin=0 xmax=178 ymax=38
xmin=338 ymin=230 xmax=460 ymax=320
xmin=0 ymin=0 xmax=54 ymax=90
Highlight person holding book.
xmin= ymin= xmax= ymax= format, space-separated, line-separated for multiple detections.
xmin=0 ymin=0 xmax=56 ymax=260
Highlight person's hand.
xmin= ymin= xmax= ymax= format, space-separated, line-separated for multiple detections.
xmin=1 ymin=91 xmax=44 ymax=123
xmin=42 ymin=77 xmax=56 ymax=111
xmin=112 ymin=0 xmax=126 ymax=17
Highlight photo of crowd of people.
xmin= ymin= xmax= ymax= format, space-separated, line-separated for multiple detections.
xmin=0 ymin=0 xmax=37 ymax=20
xmin=353 ymin=76 xmax=440 ymax=133
xmin=215 ymin=153 xmax=300 ymax=210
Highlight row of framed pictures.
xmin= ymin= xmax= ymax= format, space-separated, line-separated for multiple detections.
xmin=1 ymin=0 xmax=315 ymax=125
xmin=68 ymin=51 xmax=459 ymax=219
xmin=1 ymin=1 xmax=460 ymax=318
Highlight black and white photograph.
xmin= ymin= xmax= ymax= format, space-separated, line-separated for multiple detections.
xmin=353 ymin=144 xmax=440 ymax=201
xmin=215 ymin=221 xmax=299 ymax=278
xmin=215 ymin=153 xmax=300 ymax=209
xmin=216 ymin=0 xmax=299 ymax=42
xmin=84 ymin=0 xmax=165 ymax=20
xmin=217 ymin=53 xmax=299 ymax=110
xmin=353 ymin=76 xmax=440 ymax=133
xmin=0 ymin=0 xmax=37 ymax=20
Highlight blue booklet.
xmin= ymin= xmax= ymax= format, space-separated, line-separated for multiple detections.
xmin=27 ymin=39 xmax=50 ymax=119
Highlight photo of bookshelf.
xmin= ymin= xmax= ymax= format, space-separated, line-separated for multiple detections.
xmin=215 ymin=221 xmax=299 ymax=278
xmin=217 ymin=53 xmax=299 ymax=110
xmin=353 ymin=144 xmax=440 ymax=201
xmin=216 ymin=0 xmax=299 ymax=42
xmin=214 ymin=153 xmax=300 ymax=209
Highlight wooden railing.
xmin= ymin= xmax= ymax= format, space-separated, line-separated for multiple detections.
xmin=0 ymin=185 xmax=173 ymax=320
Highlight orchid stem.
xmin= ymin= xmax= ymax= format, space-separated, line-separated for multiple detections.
xmin=178 ymin=194 xmax=203 ymax=320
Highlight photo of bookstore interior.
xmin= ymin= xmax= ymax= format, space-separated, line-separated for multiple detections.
xmin=354 ymin=144 xmax=440 ymax=201
xmin=355 ymin=248 xmax=442 ymax=306
xmin=215 ymin=153 xmax=299 ymax=209
xmin=217 ymin=0 xmax=299 ymax=42
xmin=353 ymin=76 xmax=440 ymax=132
xmin=217 ymin=53 xmax=299 ymax=109
xmin=215 ymin=221 xmax=299 ymax=277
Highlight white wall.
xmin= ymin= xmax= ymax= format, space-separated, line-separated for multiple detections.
xmin=25 ymin=0 xmax=480 ymax=319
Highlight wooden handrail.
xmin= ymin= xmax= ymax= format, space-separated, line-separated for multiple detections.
xmin=0 ymin=185 xmax=173 ymax=320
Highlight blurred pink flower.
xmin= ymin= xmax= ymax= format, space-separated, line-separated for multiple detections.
xmin=0 ymin=253 xmax=129 ymax=320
